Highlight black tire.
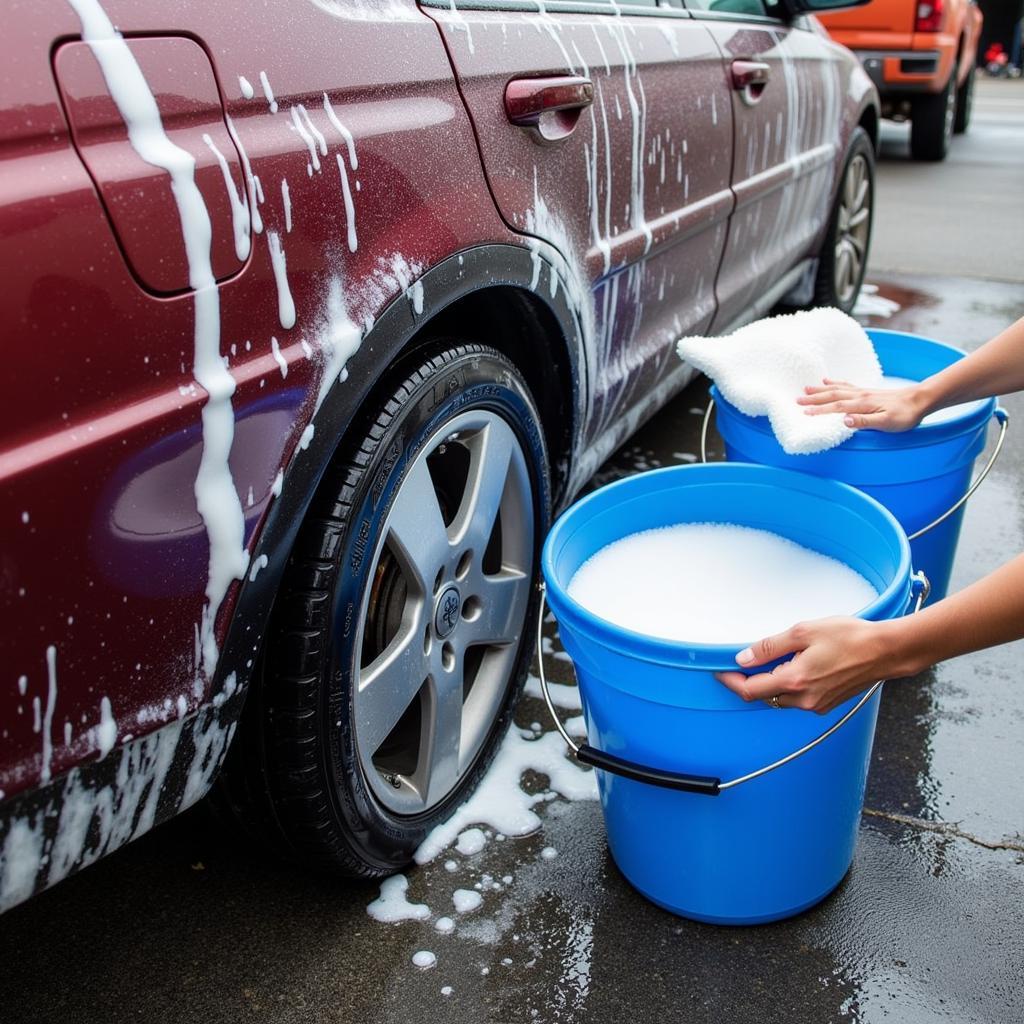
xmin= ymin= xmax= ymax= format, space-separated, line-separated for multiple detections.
xmin=910 ymin=71 xmax=957 ymax=160
xmin=813 ymin=126 xmax=875 ymax=314
xmin=220 ymin=344 xmax=550 ymax=876
xmin=953 ymin=65 xmax=974 ymax=134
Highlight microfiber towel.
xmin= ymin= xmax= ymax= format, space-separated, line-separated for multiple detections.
xmin=677 ymin=308 xmax=883 ymax=455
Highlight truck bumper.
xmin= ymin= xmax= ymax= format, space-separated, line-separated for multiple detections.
xmin=852 ymin=49 xmax=945 ymax=94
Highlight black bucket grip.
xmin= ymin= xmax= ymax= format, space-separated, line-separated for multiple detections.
xmin=574 ymin=744 xmax=721 ymax=796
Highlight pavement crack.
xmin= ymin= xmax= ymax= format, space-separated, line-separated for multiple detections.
xmin=862 ymin=807 xmax=1024 ymax=853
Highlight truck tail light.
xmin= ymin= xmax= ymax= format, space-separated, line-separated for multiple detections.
xmin=916 ymin=0 xmax=944 ymax=32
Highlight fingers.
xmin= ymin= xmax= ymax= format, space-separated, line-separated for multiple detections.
xmin=841 ymin=411 xmax=892 ymax=430
xmin=716 ymin=668 xmax=796 ymax=708
xmin=735 ymin=624 xmax=808 ymax=669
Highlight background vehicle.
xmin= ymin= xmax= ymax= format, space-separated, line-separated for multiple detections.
xmin=0 ymin=0 xmax=877 ymax=911
xmin=819 ymin=0 xmax=983 ymax=159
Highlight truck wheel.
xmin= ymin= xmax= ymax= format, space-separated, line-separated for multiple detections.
xmin=813 ymin=126 xmax=874 ymax=313
xmin=222 ymin=343 xmax=549 ymax=876
xmin=953 ymin=65 xmax=974 ymax=134
xmin=910 ymin=72 xmax=957 ymax=160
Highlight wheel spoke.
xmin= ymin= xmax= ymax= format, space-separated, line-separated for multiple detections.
xmin=448 ymin=419 xmax=515 ymax=550
xmin=849 ymin=206 xmax=869 ymax=230
xmin=357 ymin=629 xmax=428 ymax=754
xmin=464 ymin=571 xmax=527 ymax=647
xmin=852 ymin=176 xmax=869 ymax=216
xmin=421 ymin=669 xmax=464 ymax=806
xmin=387 ymin=457 xmax=451 ymax=594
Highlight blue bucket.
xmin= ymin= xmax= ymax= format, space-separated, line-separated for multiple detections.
xmin=540 ymin=463 xmax=924 ymax=925
xmin=708 ymin=329 xmax=1008 ymax=601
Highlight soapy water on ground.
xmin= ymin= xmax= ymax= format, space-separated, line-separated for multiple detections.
xmin=853 ymin=283 xmax=901 ymax=320
xmin=567 ymin=523 xmax=878 ymax=644
xmin=362 ymin=659 xmax=601 ymax=988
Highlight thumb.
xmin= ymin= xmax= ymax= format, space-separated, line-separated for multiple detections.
xmin=735 ymin=624 xmax=808 ymax=668
xmin=844 ymin=411 xmax=892 ymax=430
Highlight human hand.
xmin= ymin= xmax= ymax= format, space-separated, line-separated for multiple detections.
xmin=796 ymin=378 xmax=927 ymax=432
xmin=716 ymin=616 xmax=899 ymax=714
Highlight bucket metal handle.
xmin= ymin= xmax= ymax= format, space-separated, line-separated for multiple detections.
xmin=700 ymin=400 xmax=1009 ymax=541
xmin=699 ymin=396 xmax=717 ymax=465
xmin=907 ymin=407 xmax=1008 ymax=540
xmin=536 ymin=571 xmax=930 ymax=797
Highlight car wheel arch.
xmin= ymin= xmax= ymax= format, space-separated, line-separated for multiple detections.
xmin=214 ymin=243 xmax=584 ymax=743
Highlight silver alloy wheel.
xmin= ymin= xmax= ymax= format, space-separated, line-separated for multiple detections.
xmin=833 ymin=152 xmax=871 ymax=307
xmin=352 ymin=409 xmax=534 ymax=815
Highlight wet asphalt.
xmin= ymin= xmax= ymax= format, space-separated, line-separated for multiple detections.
xmin=2 ymin=87 xmax=1023 ymax=1024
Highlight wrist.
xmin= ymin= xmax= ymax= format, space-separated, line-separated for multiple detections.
xmin=873 ymin=616 xmax=927 ymax=679
xmin=911 ymin=378 xmax=943 ymax=421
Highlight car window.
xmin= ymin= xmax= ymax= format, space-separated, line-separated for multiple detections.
xmin=683 ymin=0 xmax=780 ymax=18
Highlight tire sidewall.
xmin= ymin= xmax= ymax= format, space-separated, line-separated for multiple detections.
xmin=324 ymin=347 xmax=550 ymax=867
xmin=817 ymin=126 xmax=874 ymax=313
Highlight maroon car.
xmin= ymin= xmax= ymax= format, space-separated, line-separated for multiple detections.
xmin=0 ymin=0 xmax=876 ymax=910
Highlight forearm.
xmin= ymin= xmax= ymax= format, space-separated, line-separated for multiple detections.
xmin=916 ymin=316 xmax=1024 ymax=413
xmin=879 ymin=552 xmax=1024 ymax=677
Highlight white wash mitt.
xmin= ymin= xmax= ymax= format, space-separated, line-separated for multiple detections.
xmin=676 ymin=308 xmax=883 ymax=455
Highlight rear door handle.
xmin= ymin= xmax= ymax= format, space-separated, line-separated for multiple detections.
xmin=505 ymin=75 xmax=594 ymax=141
xmin=730 ymin=60 xmax=771 ymax=104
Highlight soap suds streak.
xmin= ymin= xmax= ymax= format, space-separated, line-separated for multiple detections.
xmin=258 ymin=70 xmax=278 ymax=113
xmin=40 ymin=646 xmax=57 ymax=785
xmin=290 ymin=105 xmax=321 ymax=172
xmin=568 ymin=523 xmax=877 ymax=645
xmin=202 ymin=133 xmax=252 ymax=262
xmin=280 ymin=177 xmax=292 ymax=233
xmin=225 ymin=115 xmax=263 ymax=235
xmin=335 ymin=154 xmax=358 ymax=253
xmin=267 ymin=231 xmax=296 ymax=329
xmin=322 ymin=93 xmax=358 ymax=169
xmin=238 ymin=75 xmax=254 ymax=99
xmin=67 ymin=0 xmax=249 ymax=682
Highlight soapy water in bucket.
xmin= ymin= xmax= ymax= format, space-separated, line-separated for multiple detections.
xmin=567 ymin=523 xmax=877 ymax=644
xmin=880 ymin=376 xmax=986 ymax=426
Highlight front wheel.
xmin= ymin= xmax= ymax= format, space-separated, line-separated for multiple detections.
xmin=224 ymin=344 xmax=550 ymax=876
xmin=813 ymin=126 xmax=874 ymax=314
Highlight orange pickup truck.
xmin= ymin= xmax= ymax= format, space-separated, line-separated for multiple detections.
xmin=819 ymin=0 xmax=983 ymax=160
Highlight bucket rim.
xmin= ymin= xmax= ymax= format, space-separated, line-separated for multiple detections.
xmin=542 ymin=463 xmax=913 ymax=668
xmin=710 ymin=329 xmax=995 ymax=450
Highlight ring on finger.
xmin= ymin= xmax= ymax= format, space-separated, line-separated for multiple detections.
xmin=768 ymin=694 xmax=782 ymax=709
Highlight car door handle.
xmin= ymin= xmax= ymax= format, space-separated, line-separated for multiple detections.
xmin=505 ymin=76 xmax=594 ymax=141
xmin=731 ymin=60 xmax=771 ymax=104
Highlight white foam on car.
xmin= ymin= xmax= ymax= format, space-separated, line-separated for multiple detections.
xmin=280 ymin=178 xmax=292 ymax=233
xmin=202 ymin=133 xmax=251 ymax=262
xmin=881 ymin=376 xmax=985 ymax=426
xmin=266 ymin=232 xmax=296 ymax=330
xmin=258 ymin=70 xmax=277 ymax=113
xmin=568 ymin=524 xmax=877 ymax=644
xmin=366 ymin=874 xmax=430 ymax=923
xmin=67 ymin=0 xmax=250 ymax=680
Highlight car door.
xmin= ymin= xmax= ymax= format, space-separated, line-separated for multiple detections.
xmin=687 ymin=1 xmax=843 ymax=332
xmin=421 ymin=0 xmax=735 ymax=472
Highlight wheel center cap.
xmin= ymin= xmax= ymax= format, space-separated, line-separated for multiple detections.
xmin=434 ymin=585 xmax=461 ymax=639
